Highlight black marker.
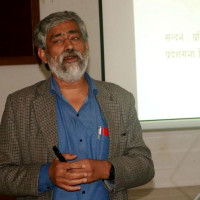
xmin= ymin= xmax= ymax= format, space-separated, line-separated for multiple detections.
xmin=53 ymin=145 xmax=66 ymax=162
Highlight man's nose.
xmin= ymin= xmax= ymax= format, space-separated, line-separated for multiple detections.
xmin=64 ymin=38 xmax=73 ymax=51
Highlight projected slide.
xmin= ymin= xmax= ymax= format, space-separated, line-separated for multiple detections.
xmin=134 ymin=0 xmax=200 ymax=121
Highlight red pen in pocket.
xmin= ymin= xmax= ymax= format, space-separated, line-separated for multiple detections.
xmin=98 ymin=127 xmax=109 ymax=139
xmin=102 ymin=127 xmax=109 ymax=137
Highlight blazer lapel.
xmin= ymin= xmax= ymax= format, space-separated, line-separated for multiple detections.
xmin=33 ymin=79 xmax=58 ymax=158
xmin=95 ymin=81 xmax=122 ymax=158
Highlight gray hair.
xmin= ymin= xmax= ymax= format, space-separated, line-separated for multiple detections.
xmin=34 ymin=11 xmax=88 ymax=49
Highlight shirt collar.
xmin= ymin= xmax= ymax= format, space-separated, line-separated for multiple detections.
xmin=50 ymin=72 xmax=98 ymax=97
xmin=84 ymin=72 xmax=98 ymax=96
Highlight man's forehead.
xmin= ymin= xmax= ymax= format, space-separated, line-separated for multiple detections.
xmin=47 ymin=21 xmax=81 ymax=38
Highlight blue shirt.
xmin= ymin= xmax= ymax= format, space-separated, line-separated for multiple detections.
xmin=38 ymin=73 xmax=110 ymax=200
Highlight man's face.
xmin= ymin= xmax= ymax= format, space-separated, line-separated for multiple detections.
xmin=40 ymin=20 xmax=89 ymax=82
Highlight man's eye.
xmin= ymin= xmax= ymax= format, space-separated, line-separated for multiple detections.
xmin=53 ymin=39 xmax=62 ymax=44
xmin=71 ymin=37 xmax=80 ymax=41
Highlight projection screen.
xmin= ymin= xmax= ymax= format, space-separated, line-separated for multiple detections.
xmin=102 ymin=0 xmax=200 ymax=130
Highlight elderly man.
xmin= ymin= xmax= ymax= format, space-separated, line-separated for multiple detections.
xmin=0 ymin=11 xmax=154 ymax=200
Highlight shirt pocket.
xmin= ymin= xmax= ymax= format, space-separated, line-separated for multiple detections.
xmin=96 ymin=130 xmax=110 ymax=160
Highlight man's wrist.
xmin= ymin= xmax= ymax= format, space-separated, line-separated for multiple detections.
xmin=108 ymin=164 xmax=115 ymax=181
xmin=101 ymin=161 xmax=115 ymax=181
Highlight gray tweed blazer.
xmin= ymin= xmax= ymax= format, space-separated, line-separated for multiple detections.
xmin=0 ymin=78 xmax=154 ymax=200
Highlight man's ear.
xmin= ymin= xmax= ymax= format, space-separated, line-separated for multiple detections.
xmin=38 ymin=48 xmax=48 ymax=63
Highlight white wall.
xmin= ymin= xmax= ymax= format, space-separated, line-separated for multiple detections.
xmin=0 ymin=0 xmax=200 ymax=191
xmin=142 ymin=129 xmax=200 ymax=189
xmin=102 ymin=0 xmax=137 ymax=101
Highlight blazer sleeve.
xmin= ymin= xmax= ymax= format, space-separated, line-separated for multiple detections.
xmin=0 ymin=95 xmax=41 ymax=196
xmin=107 ymin=92 xmax=155 ymax=193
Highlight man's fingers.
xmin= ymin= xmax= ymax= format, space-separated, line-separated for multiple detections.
xmin=62 ymin=153 xmax=77 ymax=161
xmin=55 ymin=168 xmax=87 ymax=179
xmin=66 ymin=171 xmax=88 ymax=180
xmin=55 ymin=174 xmax=87 ymax=191
xmin=66 ymin=162 xmax=86 ymax=171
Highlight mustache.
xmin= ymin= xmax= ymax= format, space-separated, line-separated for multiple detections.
xmin=60 ymin=49 xmax=83 ymax=63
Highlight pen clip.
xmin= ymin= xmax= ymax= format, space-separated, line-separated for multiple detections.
xmin=98 ymin=126 xmax=102 ymax=140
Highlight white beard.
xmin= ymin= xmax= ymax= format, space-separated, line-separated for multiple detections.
xmin=47 ymin=49 xmax=89 ymax=83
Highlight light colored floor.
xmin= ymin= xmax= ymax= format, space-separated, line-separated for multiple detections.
xmin=128 ymin=185 xmax=200 ymax=200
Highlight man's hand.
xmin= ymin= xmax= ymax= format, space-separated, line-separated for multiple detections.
xmin=49 ymin=154 xmax=88 ymax=191
xmin=49 ymin=155 xmax=112 ymax=191
xmin=70 ymin=159 xmax=112 ymax=184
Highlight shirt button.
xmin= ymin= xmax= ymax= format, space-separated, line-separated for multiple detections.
xmin=77 ymin=113 xmax=79 ymax=117
xmin=80 ymin=139 xmax=83 ymax=142
xmin=82 ymin=190 xmax=85 ymax=194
